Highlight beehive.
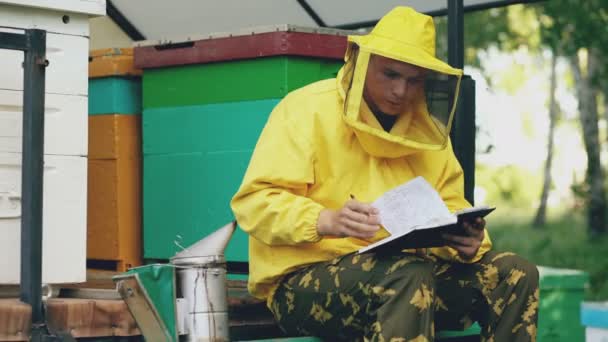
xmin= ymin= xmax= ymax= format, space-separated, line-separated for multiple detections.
xmin=135 ymin=26 xmax=348 ymax=261
xmin=0 ymin=1 xmax=103 ymax=283
xmin=87 ymin=48 xmax=142 ymax=271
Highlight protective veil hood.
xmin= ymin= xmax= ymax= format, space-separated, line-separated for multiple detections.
xmin=337 ymin=6 xmax=464 ymax=158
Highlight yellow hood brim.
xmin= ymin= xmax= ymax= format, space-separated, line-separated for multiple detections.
xmin=335 ymin=6 xmax=464 ymax=158
xmin=348 ymin=34 xmax=463 ymax=77
xmin=337 ymin=46 xmax=461 ymax=158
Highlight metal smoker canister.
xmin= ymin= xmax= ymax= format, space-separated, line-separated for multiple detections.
xmin=170 ymin=221 xmax=236 ymax=341
xmin=175 ymin=255 xmax=229 ymax=341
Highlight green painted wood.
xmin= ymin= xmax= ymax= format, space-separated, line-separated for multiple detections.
xmin=227 ymin=273 xmax=248 ymax=281
xmin=143 ymin=99 xmax=279 ymax=155
xmin=89 ymin=77 xmax=142 ymax=115
xmin=143 ymin=152 xmax=251 ymax=261
xmin=124 ymin=264 xmax=177 ymax=340
xmin=537 ymin=266 xmax=589 ymax=342
xmin=436 ymin=323 xmax=481 ymax=338
xmin=142 ymin=56 xmax=342 ymax=108
xmin=539 ymin=266 xmax=589 ymax=290
xmin=142 ymin=100 xmax=278 ymax=261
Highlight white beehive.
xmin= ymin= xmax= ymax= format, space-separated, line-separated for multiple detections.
xmin=0 ymin=28 xmax=88 ymax=95
xmin=0 ymin=153 xmax=87 ymax=283
xmin=0 ymin=0 xmax=105 ymax=284
xmin=0 ymin=90 xmax=87 ymax=156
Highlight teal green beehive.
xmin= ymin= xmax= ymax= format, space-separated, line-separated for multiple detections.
xmin=142 ymin=99 xmax=279 ymax=155
xmin=89 ymin=77 xmax=142 ymax=115
xmin=538 ymin=266 xmax=589 ymax=342
xmin=142 ymin=56 xmax=342 ymax=108
xmin=142 ymin=99 xmax=279 ymax=261
xmin=136 ymin=27 xmax=348 ymax=265
xmin=143 ymin=151 xmax=251 ymax=261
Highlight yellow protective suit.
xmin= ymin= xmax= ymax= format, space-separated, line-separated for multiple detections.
xmin=231 ymin=6 xmax=492 ymax=303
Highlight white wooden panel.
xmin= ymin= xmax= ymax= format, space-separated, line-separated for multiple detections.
xmin=0 ymin=3 xmax=91 ymax=36
xmin=587 ymin=328 xmax=608 ymax=342
xmin=0 ymin=153 xmax=86 ymax=284
xmin=89 ymin=15 xmax=133 ymax=50
xmin=111 ymin=0 xmax=316 ymax=42
xmin=0 ymin=30 xmax=88 ymax=95
xmin=0 ymin=90 xmax=87 ymax=156
xmin=0 ymin=0 xmax=105 ymax=16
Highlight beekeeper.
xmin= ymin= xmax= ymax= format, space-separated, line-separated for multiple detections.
xmin=232 ymin=6 xmax=538 ymax=341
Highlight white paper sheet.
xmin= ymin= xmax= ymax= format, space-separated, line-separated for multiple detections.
xmin=372 ymin=176 xmax=454 ymax=236
xmin=358 ymin=177 xmax=494 ymax=254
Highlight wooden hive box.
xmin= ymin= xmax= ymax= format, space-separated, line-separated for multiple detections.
xmin=87 ymin=48 xmax=142 ymax=272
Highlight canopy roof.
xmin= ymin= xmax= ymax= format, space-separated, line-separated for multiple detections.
xmin=108 ymin=0 xmax=543 ymax=42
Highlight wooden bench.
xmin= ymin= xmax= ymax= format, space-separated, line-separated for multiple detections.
xmin=226 ymin=262 xmax=481 ymax=341
xmin=0 ymin=268 xmax=481 ymax=341
xmin=227 ymin=279 xmax=481 ymax=341
xmin=0 ymin=283 xmax=287 ymax=341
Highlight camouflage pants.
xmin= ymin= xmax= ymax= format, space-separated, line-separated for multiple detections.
xmin=269 ymin=250 xmax=539 ymax=342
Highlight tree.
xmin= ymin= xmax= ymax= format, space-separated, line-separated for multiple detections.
xmin=458 ymin=2 xmax=608 ymax=234
xmin=533 ymin=50 xmax=558 ymax=227
xmin=538 ymin=0 xmax=608 ymax=235
xmin=569 ymin=49 xmax=607 ymax=235
xmin=458 ymin=6 xmax=559 ymax=225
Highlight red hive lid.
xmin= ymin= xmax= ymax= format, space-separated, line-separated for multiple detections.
xmin=134 ymin=25 xmax=352 ymax=69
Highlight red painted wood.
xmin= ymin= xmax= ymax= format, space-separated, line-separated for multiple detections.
xmin=134 ymin=31 xmax=347 ymax=69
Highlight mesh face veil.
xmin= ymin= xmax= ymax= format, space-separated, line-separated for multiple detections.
xmin=342 ymin=46 xmax=462 ymax=151
xmin=339 ymin=7 xmax=464 ymax=153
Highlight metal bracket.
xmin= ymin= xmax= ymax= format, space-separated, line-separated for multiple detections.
xmin=0 ymin=28 xmax=50 ymax=341
xmin=114 ymin=274 xmax=172 ymax=342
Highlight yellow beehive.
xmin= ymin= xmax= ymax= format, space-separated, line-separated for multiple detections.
xmin=89 ymin=48 xmax=142 ymax=79
xmin=87 ymin=47 xmax=142 ymax=272
xmin=87 ymin=113 xmax=141 ymax=271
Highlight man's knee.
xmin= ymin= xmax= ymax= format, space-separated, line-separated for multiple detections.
xmin=384 ymin=257 xmax=436 ymax=293
xmin=494 ymin=253 xmax=539 ymax=289
xmin=371 ymin=256 xmax=436 ymax=317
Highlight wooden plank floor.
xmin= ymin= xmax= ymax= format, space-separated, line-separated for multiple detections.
xmin=0 ymin=269 xmax=283 ymax=341
xmin=0 ymin=299 xmax=30 ymax=341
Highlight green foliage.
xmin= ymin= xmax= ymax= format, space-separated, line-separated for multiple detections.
xmin=460 ymin=5 xmax=542 ymax=67
xmin=476 ymin=164 xmax=542 ymax=209
xmin=537 ymin=0 xmax=608 ymax=86
xmin=461 ymin=1 xmax=608 ymax=59
xmin=537 ymin=0 xmax=608 ymax=56
xmin=495 ymin=62 xmax=527 ymax=95
xmin=507 ymin=5 xmax=542 ymax=50
xmin=463 ymin=8 xmax=510 ymax=67
xmin=520 ymin=111 xmax=536 ymax=139
xmin=435 ymin=6 xmax=531 ymax=66
xmin=463 ymin=1 xmax=608 ymax=235
xmin=490 ymin=212 xmax=608 ymax=300
xmin=434 ymin=16 xmax=448 ymax=62
xmin=571 ymin=178 xmax=591 ymax=210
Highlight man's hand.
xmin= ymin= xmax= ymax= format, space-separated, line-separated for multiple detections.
xmin=317 ymin=200 xmax=381 ymax=239
xmin=442 ymin=217 xmax=486 ymax=260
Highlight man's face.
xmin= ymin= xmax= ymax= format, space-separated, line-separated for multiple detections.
xmin=363 ymin=55 xmax=427 ymax=116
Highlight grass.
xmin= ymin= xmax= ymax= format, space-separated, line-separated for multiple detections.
xmin=488 ymin=210 xmax=608 ymax=300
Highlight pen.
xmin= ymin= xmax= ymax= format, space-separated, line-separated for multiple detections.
xmin=351 ymin=194 xmax=370 ymax=216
